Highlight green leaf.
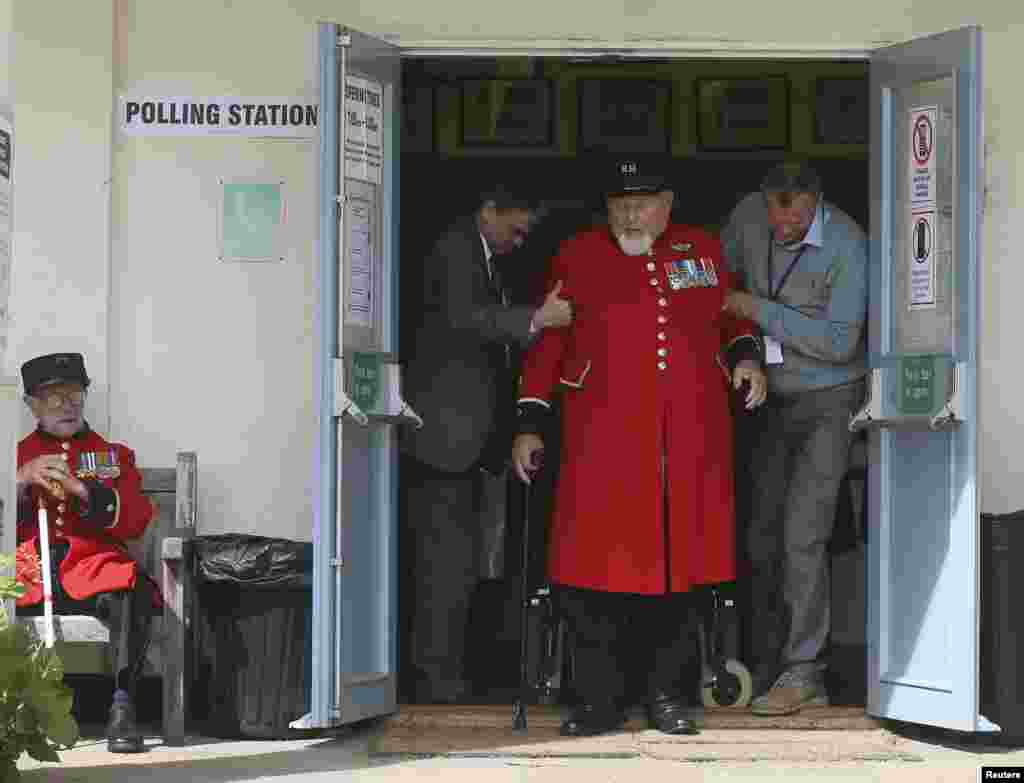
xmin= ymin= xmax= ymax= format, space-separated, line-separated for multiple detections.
xmin=0 ymin=757 xmax=22 ymax=783
xmin=48 ymin=713 xmax=79 ymax=749
xmin=24 ymin=736 xmax=61 ymax=763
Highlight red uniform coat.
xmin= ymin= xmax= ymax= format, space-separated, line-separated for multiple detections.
xmin=15 ymin=427 xmax=155 ymax=608
xmin=518 ymin=225 xmax=759 ymax=595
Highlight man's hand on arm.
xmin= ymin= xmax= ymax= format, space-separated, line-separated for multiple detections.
xmin=531 ymin=280 xmax=573 ymax=332
xmin=722 ymin=290 xmax=762 ymax=323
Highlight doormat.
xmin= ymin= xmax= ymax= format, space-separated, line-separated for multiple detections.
xmin=369 ymin=705 xmax=884 ymax=758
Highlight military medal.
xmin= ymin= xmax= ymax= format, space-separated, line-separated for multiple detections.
xmin=78 ymin=450 xmax=121 ymax=480
xmin=671 ymin=242 xmax=693 ymax=252
xmin=700 ymin=257 xmax=719 ymax=286
xmin=665 ymin=260 xmax=691 ymax=290
xmin=76 ymin=452 xmax=96 ymax=480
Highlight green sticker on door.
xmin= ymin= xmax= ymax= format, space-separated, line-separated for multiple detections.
xmin=350 ymin=353 xmax=381 ymax=411
xmin=897 ymin=356 xmax=936 ymax=415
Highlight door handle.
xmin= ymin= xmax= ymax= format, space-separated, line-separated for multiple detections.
xmin=332 ymin=357 xmax=423 ymax=427
xmin=849 ymin=362 xmax=964 ymax=432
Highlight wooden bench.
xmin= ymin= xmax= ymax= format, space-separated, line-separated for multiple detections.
xmin=15 ymin=451 xmax=198 ymax=746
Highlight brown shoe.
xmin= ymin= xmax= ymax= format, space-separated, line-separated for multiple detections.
xmin=750 ymin=665 xmax=828 ymax=716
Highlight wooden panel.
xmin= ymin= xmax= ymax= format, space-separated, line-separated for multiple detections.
xmin=140 ymin=467 xmax=177 ymax=494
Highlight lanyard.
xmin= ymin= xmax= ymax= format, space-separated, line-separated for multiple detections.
xmin=767 ymin=237 xmax=808 ymax=301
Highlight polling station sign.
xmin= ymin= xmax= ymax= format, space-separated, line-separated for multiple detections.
xmin=119 ymin=97 xmax=318 ymax=137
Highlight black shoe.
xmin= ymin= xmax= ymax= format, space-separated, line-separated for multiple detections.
xmin=559 ymin=703 xmax=627 ymax=737
xmin=107 ymin=694 xmax=145 ymax=753
xmin=647 ymin=693 xmax=700 ymax=736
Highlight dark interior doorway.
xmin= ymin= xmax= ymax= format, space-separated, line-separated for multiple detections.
xmin=397 ymin=55 xmax=870 ymax=708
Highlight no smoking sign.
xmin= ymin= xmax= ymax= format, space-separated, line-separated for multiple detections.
xmin=909 ymin=105 xmax=938 ymax=210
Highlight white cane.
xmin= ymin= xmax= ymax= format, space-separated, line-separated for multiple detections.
xmin=36 ymin=497 xmax=56 ymax=649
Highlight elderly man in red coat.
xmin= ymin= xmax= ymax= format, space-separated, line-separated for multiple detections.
xmin=512 ymin=160 xmax=767 ymax=737
xmin=15 ymin=352 xmax=155 ymax=753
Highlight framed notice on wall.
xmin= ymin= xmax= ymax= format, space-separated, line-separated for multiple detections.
xmin=578 ymin=79 xmax=671 ymax=154
xmin=460 ymin=79 xmax=554 ymax=148
xmin=696 ymin=76 xmax=789 ymax=150
xmin=814 ymin=77 xmax=868 ymax=145
xmin=217 ymin=178 xmax=287 ymax=263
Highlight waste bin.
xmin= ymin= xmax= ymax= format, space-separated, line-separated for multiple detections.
xmin=191 ymin=534 xmax=313 ymax=739
xmin=980 ymin=512 xmax=1024 ymax=744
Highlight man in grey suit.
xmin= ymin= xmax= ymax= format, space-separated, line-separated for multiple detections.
xmin=399 ymin=185 xmax=573 ymax=704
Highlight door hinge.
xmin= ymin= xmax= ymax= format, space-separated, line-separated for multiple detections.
xmin=330 ymin=557 xmax=344 ymax=568
xmin=337 ymin=33 xmax=351 ymax=48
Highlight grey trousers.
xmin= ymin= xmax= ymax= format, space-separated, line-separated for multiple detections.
xmin=744 ymin=379 xmax=866 ymax=677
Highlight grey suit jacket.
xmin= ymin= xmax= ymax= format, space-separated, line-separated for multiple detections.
xmin=400 ymin=215 xmax=535 ymax=473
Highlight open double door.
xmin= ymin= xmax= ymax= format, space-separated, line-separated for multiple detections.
xmin=304 ymin=22 xmax=994 ymax=736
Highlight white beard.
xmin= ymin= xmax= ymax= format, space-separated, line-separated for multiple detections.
xmin=616 ymin=233 xmax=653 ymax=256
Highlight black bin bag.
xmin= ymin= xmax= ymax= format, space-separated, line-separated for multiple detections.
xmin=191 ymin=535 xmax=313 ymax=739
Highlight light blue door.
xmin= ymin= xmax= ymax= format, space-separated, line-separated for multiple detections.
xmin=858 ymin=26 xmax=994 ymax=732
xmin=302 ymin=22 xmax=410 ymax=729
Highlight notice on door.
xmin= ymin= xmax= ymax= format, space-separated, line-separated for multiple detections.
xmin=344 ymin=76 xmax=383 ymax=185
xmin=909 ymin=210 xmax=936 ymax=309
xmin=908 ymin=105 xmax=938 ymax=210
xmin=345 ymin=193 xmax=374 ymax=328
xmin=0 ymin=115 xmax=11 ymax=358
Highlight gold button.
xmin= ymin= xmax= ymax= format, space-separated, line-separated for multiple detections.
xmin=649 ymin=278 xmax=658 ymax=286
xmin=657 ymin=361 xmax=668 ymax=370
xmin=61 ymin=442 xmax=70 ymax=451
xmin=646 ymin=262 xmax=656 ymax=272
xmin=657 ymin=348 xmax=668 ymax=357
xmin=55 ymin=517 xmax=64 ymax=527
xmin=657 ymin=332 xmax=666 ymax=340
xmin=57 ymin=504 xmax=66 ymax=513
xmin=657 ymin=315 xmax=667 ymax=324
xmin=658 ymin=298 xmax=667 ymax=307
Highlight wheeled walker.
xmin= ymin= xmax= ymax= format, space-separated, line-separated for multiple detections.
xmin=695 ymin=581 xmax=753 ymax=708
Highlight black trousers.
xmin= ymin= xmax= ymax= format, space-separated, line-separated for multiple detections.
xmin=20 ymin=544 xmax=154 ymax=699
xmin=399 ymin=455 xmax=496 ymax=700
xmin=557 ymin=584 xmax=702 ymax=709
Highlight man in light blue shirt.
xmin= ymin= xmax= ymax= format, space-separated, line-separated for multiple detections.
xmin=721 ymin=161 xmax=868 ymax=716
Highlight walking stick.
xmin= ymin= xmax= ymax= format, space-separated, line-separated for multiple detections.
xmin=36 ymin=496 xmax=56 ymax=648
xmin=513 ymin=450 xmax=543 ymax=732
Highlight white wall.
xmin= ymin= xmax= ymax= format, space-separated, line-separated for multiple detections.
xmin=7 ymin=1 xmax=113 ymax=432
xmin=0 ymin=0 xmax=11 ymax=110
xmin=5 ymin=1 xmax=1022 ymax=545
xmin=110 ymin=3 xmax=320 ymax=539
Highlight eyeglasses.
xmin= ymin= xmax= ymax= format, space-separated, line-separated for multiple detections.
xmin=33 ymin=389 xmax=87 ymax=411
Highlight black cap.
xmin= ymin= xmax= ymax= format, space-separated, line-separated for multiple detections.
xmin=605 ymin=159 xmax=671 ymax=198
xmin=21 ymin=353 xmax=90 ymax=396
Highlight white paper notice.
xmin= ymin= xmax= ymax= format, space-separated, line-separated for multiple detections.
xmin=764 ymin=336 xmax=784 ymax=365
xmin=344 ymin=76 xmax=383 ymax=185
xmin=909 ymin=106 xmax=938 ymax=211
xmin=909 ymin=210 xmax=936 ymax=309
xmin=346 ymin=196 xmax=374 ymax=328
xmin=0 ymin=116 xmax=12 ymax=357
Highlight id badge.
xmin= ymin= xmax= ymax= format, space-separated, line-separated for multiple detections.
xmin=765 ymin=336 xmax=784 ymax=365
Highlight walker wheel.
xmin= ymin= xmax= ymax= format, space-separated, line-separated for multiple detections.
xmin=701 ymin=658 xmax=753 ymax=708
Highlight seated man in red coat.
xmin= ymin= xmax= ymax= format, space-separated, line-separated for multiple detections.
xmin=512 ymin=159 xmax=768 ymax=737
xmin=15 ymin=352 xmax=155 ymax=754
